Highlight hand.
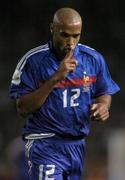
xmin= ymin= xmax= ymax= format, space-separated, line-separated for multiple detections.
xmin=55 ymin=48 xmax=78 ymax=81
xmin=90 ymin=103 xmax=109 ymax=121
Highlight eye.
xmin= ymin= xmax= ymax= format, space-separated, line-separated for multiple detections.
xmin=73 ymin=34 xmax=80 ymax=38
xmin=60 ymin=32 xmax=70 ymax=38
xmin=60 ymin=32 xmax=80 ymax=39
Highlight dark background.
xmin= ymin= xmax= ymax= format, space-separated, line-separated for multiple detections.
xmin=0 ymin=0 xmax=124 ymax=179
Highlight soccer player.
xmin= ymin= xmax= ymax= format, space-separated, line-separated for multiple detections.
xmin=10 ymin=7 xmax=120 ymax=180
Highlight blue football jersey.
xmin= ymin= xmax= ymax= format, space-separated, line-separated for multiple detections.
xmin=10 ymin=42 xmax=120 ymax=138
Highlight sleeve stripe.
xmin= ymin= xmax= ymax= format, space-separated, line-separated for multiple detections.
xmin=16 ymin=44 xmax=49 ymax=71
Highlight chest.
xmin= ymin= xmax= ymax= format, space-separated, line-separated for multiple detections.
xmin=39 ymin=54 xmax=98 ymax=82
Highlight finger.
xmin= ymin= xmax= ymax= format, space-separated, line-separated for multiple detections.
xmin=68 ymin=66 xmax=76 ymax=73
xmin=93 ymin=110 xmax=99 ymax=117
xmin=92 ymin=114 xmax=109 ymax=121
xmin=90 ymin=104 xmax=98 ymax=117
xmin=92 ymin=110 xmax=109 ymax=120
xmin=64 ymin=48 xmax=74 ymax=62
xmin=71 ymin=59 xmax=78 ymax=66
xmin=102 ymin=116 xmax=109 ymax=121
xmin=70 ymin=60 xmax=78 ymax=67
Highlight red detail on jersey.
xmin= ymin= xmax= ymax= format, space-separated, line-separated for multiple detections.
xmin=38 ymin=76 xmax=97 ymax=88
xmin=55 ymin=76 xmax=97 ymax=88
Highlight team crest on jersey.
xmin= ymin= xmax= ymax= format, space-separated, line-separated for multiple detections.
xmin=82 ymin=72 xmax=90 ymax=92
xmin=12 ymin=69 xmax=21 ymax=85
xmin=82 ymin=71 xmax=96 ymax=92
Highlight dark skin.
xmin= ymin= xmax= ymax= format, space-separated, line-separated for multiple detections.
xmin=16 ymin=8 xmax=111 ymax=121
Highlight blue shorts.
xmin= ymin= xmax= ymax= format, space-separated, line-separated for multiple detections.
xmin=25 ymin=136 xmax=86 ymax=180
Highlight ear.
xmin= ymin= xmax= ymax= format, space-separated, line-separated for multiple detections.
xmin=50 ymin=23 xmax=53 ymax=34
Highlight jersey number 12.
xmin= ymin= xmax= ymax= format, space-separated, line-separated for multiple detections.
xmin=62 ymin=88 xmax=80 ymax=108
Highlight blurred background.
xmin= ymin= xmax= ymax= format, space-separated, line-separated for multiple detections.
xmin=0 ymin=0 xmax=124 ymax=179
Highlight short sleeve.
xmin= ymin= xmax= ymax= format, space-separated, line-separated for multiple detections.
xmin=94 ymin=54 xmax=120 ymax=97
xmin=9 ymin=57 xmax=38 ymax=99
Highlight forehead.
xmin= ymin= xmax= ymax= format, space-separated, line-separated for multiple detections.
xmin=56 ymin=22 xmax=82 ymax=34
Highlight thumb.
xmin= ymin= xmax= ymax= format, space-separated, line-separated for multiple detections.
xmin=91 ymin=103 xmax=98 ymax=110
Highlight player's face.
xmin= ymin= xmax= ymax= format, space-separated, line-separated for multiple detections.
xmin=51 ymin=22 xmax=82 ymax=59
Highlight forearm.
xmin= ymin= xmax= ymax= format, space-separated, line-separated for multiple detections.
xmin=16 ymin=73 xmax=60 ymax=117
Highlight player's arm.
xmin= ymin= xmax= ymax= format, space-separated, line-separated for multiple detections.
xmin=16 ymin=49 xmax=77 ymax=117
xmin=16 ymin=74 xmax=59 ymax=117
xmin=90 ymin=95 xmax=111 ymax=121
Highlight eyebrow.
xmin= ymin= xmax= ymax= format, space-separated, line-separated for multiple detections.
xmin=60 ymin=31 xmax=80 ymax=37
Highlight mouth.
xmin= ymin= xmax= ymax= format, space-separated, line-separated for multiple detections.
xmin=64 ymin=46 xmax=74 ymax=53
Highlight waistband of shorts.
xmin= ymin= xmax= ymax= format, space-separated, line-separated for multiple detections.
xmin=55 ymin=134 xmax=85 ymax=141
xmin=23 ymin=133 xmax=85 ymax=142
xmin=43 ymin=134 xmax=85 ymax=144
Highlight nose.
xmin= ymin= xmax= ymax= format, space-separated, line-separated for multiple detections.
xmin=67 ymin=36 xmax=75 ymax=48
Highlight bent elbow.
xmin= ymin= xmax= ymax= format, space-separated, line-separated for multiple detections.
xmin=16 ymin=99 xmax=29 ymax=118
xmin=17 ymin=106 xmax=28 ymax=118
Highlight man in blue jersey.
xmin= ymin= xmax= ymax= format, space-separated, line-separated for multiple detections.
xmin=10 ymin=7 xmax=120 ymax=180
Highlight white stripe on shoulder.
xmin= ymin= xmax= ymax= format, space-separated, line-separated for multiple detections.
xmin=17 ymin=44 xmax=49 ymax=71
xmin=78 ymin=43 xmax=95 ymax=51
xmin=11 ymin=44 xmax=49 ymax=85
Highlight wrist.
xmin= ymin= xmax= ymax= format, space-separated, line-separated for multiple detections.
xmin=95 ymin=95 xmax=111 ymax=110
xmin=49 ymin=72 xmax=61 ymax=84
xmin=52 ymin=71 xmax=65 ymax=83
